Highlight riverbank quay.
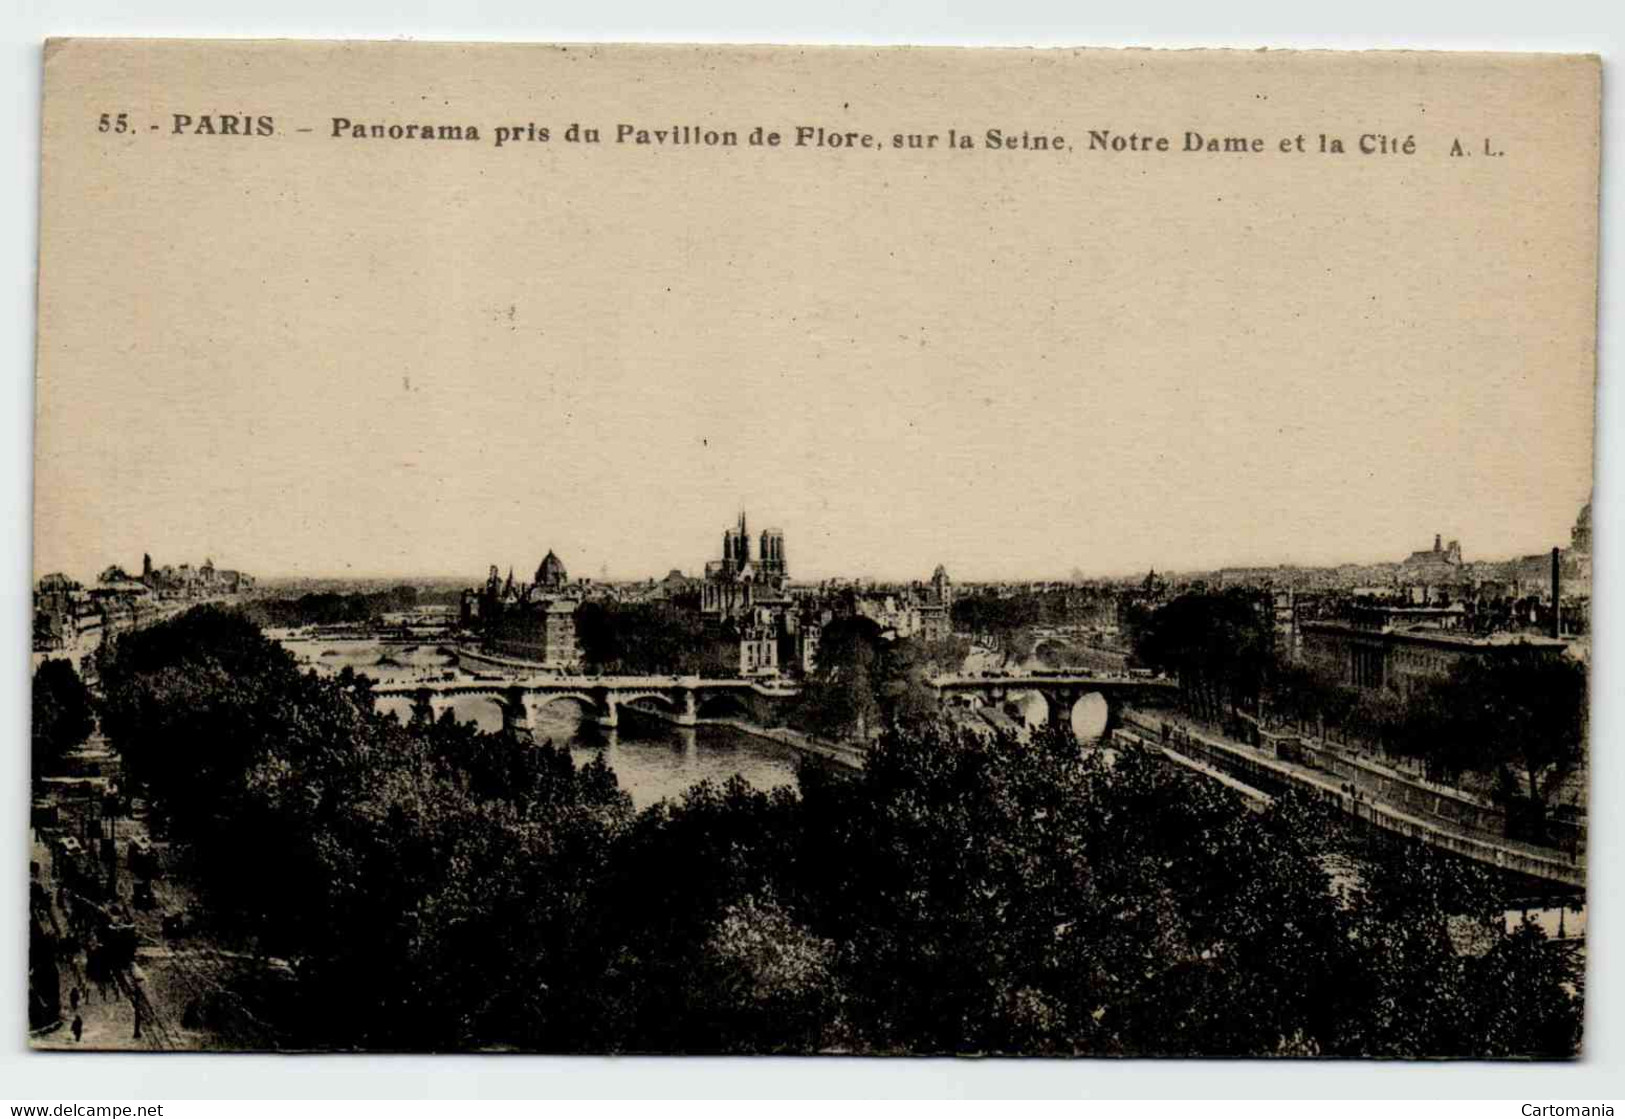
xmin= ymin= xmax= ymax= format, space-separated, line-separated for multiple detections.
xmin=1116 ymin=708 xmax=1585 ymax=890
xmin=1235 ymin=712 xmax=1585 ymax=854
xmin=615 ymin=701 xmax=866 ymax=770
xmin=1231 ymin=710 xmax=1585 ymax=861
xmin=705 ymin=719 xmax=868 ymax=770
xmin=448 ymin=645 xmax=541 ymax=675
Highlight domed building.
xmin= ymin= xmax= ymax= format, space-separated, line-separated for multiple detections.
xmin=460 ymin=548 xmax=582 ymax=668
xmin=535 ymin=550 xmax=568 ymax=589
xmin=1561 ymin=500 xmax=1593 ymax=600
xmin=1570 ymin=501 xmax=1592 ymax=555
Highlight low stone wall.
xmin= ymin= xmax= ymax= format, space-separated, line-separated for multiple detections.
xmin=1121 ymin=711 xmax=1584 ymax=889
xmin=451 ymin=645 xmax=542 ymax=674
xmin=708 ymin=719 xmax=868 ymax=770
xmin=1114 ymin=726 xmax=1273 ymax=809
xmin=1233 ymin=715 xmax=1586 ymax=855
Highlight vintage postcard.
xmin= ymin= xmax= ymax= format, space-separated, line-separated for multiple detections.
xmin=29 ymin=40 xmax=1597 ymax=1057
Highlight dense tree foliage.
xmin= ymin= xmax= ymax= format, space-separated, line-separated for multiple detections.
xmin=1272 ymin=648 xmax=1587 ymax=840
xmin=785 ymin=620 xmax=962 ymax=740
xmin=31 ymin=657 xmax=96 ymax=780
xmin=788 ymin=617 xmax=886 ymax=739
xmin=574 ymin=601 xmax=733 ymax=676
xmin=98 ymin=607 xmax=633 ymax=1048
xmin=95 ymin=607 xmax=1581 ymax=1056
xmin=951 ymin=587 xmax=1120 ymax=649
xmin=1132 ymin=590 xmax=1276 ymax=719
xmin=241 ymin=585 xmax=420 ymax=629
xmin=952 ymin=593 xmax=1041 ymax=653
xmin=1376 ymin=649 xmax=1587 ymax=842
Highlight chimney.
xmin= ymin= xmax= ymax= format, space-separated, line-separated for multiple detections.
xmin=1434 ymin=533 xmax=1442 ymax=553
xmin=1551 ymin=546 xmax=1562 ymax=638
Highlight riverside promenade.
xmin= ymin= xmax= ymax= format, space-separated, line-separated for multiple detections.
xmin=1116 ymin=708 xmax=1586 ymax=890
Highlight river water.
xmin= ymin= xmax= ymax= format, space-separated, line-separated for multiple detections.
xmin=280 ymin=635 xmax=803 ymax=809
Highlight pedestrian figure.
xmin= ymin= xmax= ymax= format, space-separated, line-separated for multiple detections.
xmin=69 ymin=986 xmax=79 ymax=1011
xmin=71 ymin=1014 xmax=83 ymax=1042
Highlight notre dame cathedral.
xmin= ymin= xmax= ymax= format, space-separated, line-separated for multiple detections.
xmin=701 ymin=510 xmax=791 ymax=621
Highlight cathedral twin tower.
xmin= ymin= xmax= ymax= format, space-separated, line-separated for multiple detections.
xmin=703 ymin=509 xmax=791 ymax=622
xmin=719 ymin=509 xmax=787 ymax=580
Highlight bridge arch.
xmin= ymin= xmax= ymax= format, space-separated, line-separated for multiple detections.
xmin=1031 ymin=639 xmax=1072 ymax=668
xmin=695 ymin=691 xmax=753 ymax=721
xmin=1066 ymin=691 xmax=1112 ymax=741
xmin=1004 ymin=688 xmax=1050 ymax=729
xmin=528 ymin=692 xmax=605 ymax=721
xmin=440 ymin=693 xmax=508 ymax=733
xmin=373 ymin=694 xmax=418 ymax=724
xmin=619 ymin=691 xmax=678 ymax=711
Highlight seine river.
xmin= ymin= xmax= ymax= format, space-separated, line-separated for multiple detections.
xmin=281 ymin=636 xmax=804 ymax=809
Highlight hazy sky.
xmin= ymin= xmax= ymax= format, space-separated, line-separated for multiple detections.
xmin=34 ymin=45 xmax=1598 ymax=584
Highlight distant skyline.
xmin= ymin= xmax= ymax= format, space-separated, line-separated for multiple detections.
xmin=52 ymin=492 xmax=1593 ymax=589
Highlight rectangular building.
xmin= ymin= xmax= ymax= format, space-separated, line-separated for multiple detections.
xmin=1300 ymin=618 xmax=1567 ymax=694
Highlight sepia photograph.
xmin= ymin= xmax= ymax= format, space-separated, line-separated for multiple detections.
xmin=24 ymin=37 xmax=1600 ymax=1065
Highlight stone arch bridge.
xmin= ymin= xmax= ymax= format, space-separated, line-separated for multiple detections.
xmin=370 ymin=675 xmax=799 ymax=737
xmin=371 ymin=671 xmax=1179 ymax=739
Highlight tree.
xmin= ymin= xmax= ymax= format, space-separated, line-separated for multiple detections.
xmin=950 ymin=593 xmax=1040 ymax=660
xmin=32 ymin=658 xmax=95 ymax=780
xmin=574 ymin=601 xmax=729 ymax=675
xmin=1464 ymin=919 xmax=1584 ymax=1058
xmin=241 ymin=585 xmax=418 ymax=630
xmin=685 ymin=892 xmax=844 ymax=1052
xmin=1133 ymin=590 xmax=1274 ymax=720
xmin=96 ymin=604 xmax=637 ymax=1050
xmin=790 ymin=616 xmax=885 ymax=739
xmin=1447 ymin=647 xmax=1587 ymax=842
xmin=97 ymin=606 xmax=320 ymax=833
